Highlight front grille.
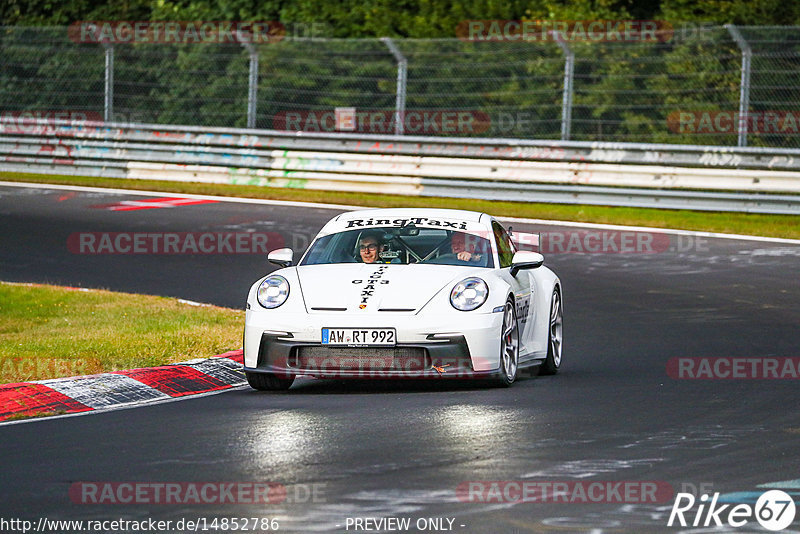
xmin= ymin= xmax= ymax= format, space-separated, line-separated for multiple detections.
xmin=292 ymin=346 xmax=427 ymax=372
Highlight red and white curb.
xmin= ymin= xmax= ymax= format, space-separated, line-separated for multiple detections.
xmin=0 ymin=350 xmax=244 ymax=422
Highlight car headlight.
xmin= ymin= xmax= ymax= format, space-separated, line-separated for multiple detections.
xmin=257 ymin=275 xmax=289 ymax=309
xmin=450 ymin=277 xmax=488 ymax=311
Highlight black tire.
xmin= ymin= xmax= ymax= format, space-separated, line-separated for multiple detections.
xmin=246 ymin=371 xmax=295 ymax=391
xmin=492 ymin=298 xmax=519 ymax=387
xmin=540 ymin=288 xmax=563 ymax=375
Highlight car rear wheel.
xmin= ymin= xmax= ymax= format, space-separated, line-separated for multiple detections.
xmin=540 ymin=289 xmax=562 ymax=375
xmin=493 ymin=299 xmax=519 ymax=387
xmin=246 ymin=371 xmax=295 ymax=391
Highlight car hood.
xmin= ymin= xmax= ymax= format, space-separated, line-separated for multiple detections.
xmin=295 ymin=263 xmax=475 ymax=313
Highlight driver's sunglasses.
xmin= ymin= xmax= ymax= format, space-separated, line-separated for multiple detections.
xmin=359 ymin=243 xmax=378 ymax=251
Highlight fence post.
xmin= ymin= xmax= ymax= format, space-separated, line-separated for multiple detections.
xmin=380 ymin=37 xmax=407 ymax=135
xmin=554 ymin=34 xmax=574 ymax=141
xmin=239 ymin=36 xmax=259 ymax=129
xmin=102 ymin=43 xmax=114 ymax=122
xmin=726 ymin=24 xmax=751 ymax=147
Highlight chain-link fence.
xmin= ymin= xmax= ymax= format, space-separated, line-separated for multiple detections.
xmin=2 ymin=25 xmax=800 ymax=147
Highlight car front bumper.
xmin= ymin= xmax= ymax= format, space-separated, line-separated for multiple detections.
xmin=243 ymin=310 xmax=503 ymax=378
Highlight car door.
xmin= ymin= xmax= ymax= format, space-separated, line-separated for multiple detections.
xmin=492 ymin=221 xmax=536 ymax=359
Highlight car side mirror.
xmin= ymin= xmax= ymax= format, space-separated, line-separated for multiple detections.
xmin=268 ymin=248 xmax=294 ymax=268
xmin=510 ymin=251 xmax=544 ymax=276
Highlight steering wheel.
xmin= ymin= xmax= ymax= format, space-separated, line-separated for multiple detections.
xmin=424 ymin=253 xmax=473 ymax=266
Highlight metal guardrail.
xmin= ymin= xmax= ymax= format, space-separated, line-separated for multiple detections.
xmin=1 ymin=118 xmax=800 ymax=214
xmin=5 ymin=118 xmax=800 ymax=169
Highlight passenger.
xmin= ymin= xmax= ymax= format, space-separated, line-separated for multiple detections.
xmin=450 ymin=232 xmax=484 ymax=263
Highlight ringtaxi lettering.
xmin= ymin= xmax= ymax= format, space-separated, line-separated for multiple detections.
xmin=345 ymin=217 xmax=468 ymax=230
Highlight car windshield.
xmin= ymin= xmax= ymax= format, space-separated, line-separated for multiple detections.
xmin=300 ymin=227 xmax=494 ymax=268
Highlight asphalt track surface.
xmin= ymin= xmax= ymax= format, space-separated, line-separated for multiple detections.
xmin=1 ymin=183 xmax=799 ymax=533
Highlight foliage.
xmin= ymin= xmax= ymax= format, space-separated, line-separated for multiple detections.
xmin=1 ymin=3 xmax=799 ymax=146
xmin=3 ymin=0 xmax=799 ymax=33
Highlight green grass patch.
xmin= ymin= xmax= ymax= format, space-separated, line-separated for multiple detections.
xmin=0 ymin=282 xmax=243 ymax=384
xmin=1 ymin=171 xmax=798 ymax=240
xmin=5 ymin=410 xmax=67 ymax=421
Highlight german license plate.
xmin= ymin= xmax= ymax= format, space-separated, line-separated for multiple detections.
xmin=321 ymin=328 xmax=396 ymax=346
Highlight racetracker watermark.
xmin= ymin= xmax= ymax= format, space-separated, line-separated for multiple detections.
xmin=456 ymin=481 xmax=674 ymax=503
xmin=68 ymin=21 xmax=287 ymax=44
xmin=0 ymin=111 xmax=103 ymax=133
xmin=667 ymin=357 xmax=800 ymax=379
xmin=273 ymin=110 xmax=491 ymax=135
xmin=667 ymin=111 xmax=800 ymax=135
xmin=67 ymin=232 xmax=284 ymax=255
xmin=0 ymin=357 xmax=102 ymax=379
xmin=538 ymin=231 xmax=671 ymax=254
xmin=69 ymin=482 xmax=326 ymax=505
xmin=457 ymin=20 xmax=674 ymax=42
xmin=284 ymin=354 xmax=478 ymax=378
xmin=514 ymin=231 xmax=706 ymax=254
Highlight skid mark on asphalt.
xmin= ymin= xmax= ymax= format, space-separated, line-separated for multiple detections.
xmin=617 ymin=426 xmax=765 ymax=451
xmin=521 ymin=458 xmax=664 ymax=479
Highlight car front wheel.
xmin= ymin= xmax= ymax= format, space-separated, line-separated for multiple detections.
xmin=246 ymin=371 xmax=295 ymax=391
xmin=493 ymin=299 xmax=519 ymax=387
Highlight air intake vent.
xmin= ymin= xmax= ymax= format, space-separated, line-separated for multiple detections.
xmin=293 ymin=346 xmax=427 ymax=371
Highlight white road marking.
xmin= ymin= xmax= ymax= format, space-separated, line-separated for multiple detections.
xmin=2 ymin=179 xmax=799 ymax=244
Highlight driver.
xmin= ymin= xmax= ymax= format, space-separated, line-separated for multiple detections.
xmin=450 ymin=232 xmax=483 ymax=263
xmin=358 ymin=231 xmax=385 ymax=263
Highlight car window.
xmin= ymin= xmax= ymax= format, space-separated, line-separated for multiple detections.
xmin=300 ymin=227 xmax=494 ymax=267
xmin=492 ymin=221 xmax=516 ymax=268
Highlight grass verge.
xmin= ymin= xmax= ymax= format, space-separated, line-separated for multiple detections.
xmin=0 ymin=282 xmax=243 ymax=384
xmin=1 ymin=171 xmax=799 ymax=240
xmin=5 ymin=410 xmax=67 ymax=421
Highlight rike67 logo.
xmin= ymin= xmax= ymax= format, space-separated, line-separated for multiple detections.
xmin=668 ymin=490 xmax=796 ymax=531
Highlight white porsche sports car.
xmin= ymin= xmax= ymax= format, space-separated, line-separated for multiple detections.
xmin=243 ymin=208 xmax=562 ymax=390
